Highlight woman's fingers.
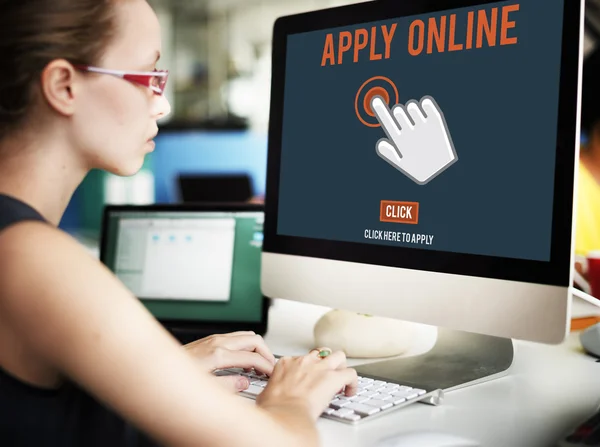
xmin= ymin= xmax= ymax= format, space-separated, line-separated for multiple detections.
xmin=211 ymin=348 xmax=275 ymax=376
xmin=312 ymin=349 xmax=354 ymax=396
xmin=214 ymin=334 xmax=276 ymax=366
xmin=330 ymin=368 xmax=359 ymax=397
xmin=215 ymin=374 xmax=250 ymax=393
xmin=221 ymin=331 xmax=257 ymax=337
xmin=319 ymin=350 xmax=347 ymax=370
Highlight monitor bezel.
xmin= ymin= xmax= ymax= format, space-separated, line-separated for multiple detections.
xmin=263 ymin=0 xmax=582 ymax=287
xmin=100 ymin=203 xmax=270 ymax=336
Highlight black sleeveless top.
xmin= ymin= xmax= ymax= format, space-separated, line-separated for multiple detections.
xmin=0 ymin=194 xmax=157 ymax=447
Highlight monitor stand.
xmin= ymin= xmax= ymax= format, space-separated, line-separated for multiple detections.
xmin=353 ymin=327 xmax=514 ymax=393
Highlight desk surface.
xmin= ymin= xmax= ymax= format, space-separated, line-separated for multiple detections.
xmin=77 ymin=235 xmax=600 ymax=445
xmin=263 ymin=298 xmax=600 ymax=447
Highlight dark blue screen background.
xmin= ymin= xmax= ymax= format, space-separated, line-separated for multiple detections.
xmin=277 ymin=0 xmax=564 ymax=262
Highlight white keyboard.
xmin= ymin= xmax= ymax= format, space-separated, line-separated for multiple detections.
xmin=215 ymin=367 xmax=444 ymax=424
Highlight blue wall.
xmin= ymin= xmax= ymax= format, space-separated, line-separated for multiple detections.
xmin=151 ymin=130 xmax=268 ymax=203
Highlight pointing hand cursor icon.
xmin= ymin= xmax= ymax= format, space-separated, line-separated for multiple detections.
xmin=371 ymin=95 xmax=458 ymax=185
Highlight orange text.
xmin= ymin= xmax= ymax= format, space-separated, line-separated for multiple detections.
xmin=321 ymin=24 xmax=397 ymax=66
xmin=408 ymin=3 xmax=520 ymax=56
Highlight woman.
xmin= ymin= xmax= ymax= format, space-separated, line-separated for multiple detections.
xmin=0 ymin=1 xmax=357 ymax=446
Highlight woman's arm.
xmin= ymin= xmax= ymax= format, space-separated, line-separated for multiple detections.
xmin=0 ymin=222 xmax=319 ymax=447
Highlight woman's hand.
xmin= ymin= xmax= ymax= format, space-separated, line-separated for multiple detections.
xmin=256 ymin=348 xmax=358 ymax=421
xmin=184 ymin=331 xmax=276 ymax=391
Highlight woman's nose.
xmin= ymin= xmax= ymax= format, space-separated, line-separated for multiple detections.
xmin=153 ymin=94 xmax=171 ymax=120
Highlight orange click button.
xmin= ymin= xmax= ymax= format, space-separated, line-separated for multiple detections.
xmin=380 ymin=201 xmax=419 ymax=224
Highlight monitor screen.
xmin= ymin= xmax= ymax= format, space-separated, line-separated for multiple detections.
xmin=101 ymin=209 xmax=265 ymax=323
xmin=262 ymin=0 xmax=581 ymax=344
xmin=276 ymin=0 xmax=562 ymax=264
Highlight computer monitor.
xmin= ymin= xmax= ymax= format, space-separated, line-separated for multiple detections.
xmin=177 ymin=173 xmax=254 ymax=203
xmin=100 ymin=204 xmax=269 ymax=343
xmin=261 ymin=0 xmax=584 ymax=389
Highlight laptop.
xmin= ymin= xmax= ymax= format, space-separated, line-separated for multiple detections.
xmin=99 ymin=203 xmax=269 ymax=344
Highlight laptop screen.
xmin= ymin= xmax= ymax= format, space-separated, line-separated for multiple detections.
xmin=101 ymin=209 xmax=265 ymax=324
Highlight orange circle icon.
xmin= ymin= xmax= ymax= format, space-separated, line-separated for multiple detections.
xmin=364 ymin=87 xmax=389 ymax=117
xmin=355 ymin=76 xmax=399 ymax=128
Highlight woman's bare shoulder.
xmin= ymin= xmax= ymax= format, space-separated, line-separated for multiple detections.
xmin=0 ymin=219 xmax=79 ymax=248
xmin=0 ymin=220 xmax=94 ymax=290
xmin=0 ymin=220 xmax=108 ymax=341
xmin=0 ymin=219 xmax=142 ymax=364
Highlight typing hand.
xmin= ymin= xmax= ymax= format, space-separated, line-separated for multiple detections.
xmin=185 ymin=331 xmax=276 ymax=391
xmin=371 ymin=95 xmax=457 ymax=185
xmin=256 ymin=349 xmax=358 ymax=421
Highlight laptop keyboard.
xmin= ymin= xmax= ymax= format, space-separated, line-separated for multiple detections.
xmin=215 ymin=366 xmax=443 ymax=424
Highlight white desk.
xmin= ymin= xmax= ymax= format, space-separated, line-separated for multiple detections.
xmin=263 ymin=298 xmax=600 ymax=447
xmin=76 ymin=235 xmax=600 ymax=446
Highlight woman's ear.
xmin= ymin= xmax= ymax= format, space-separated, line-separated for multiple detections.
xmin=40 ymin=59 xmax=77 ymax=117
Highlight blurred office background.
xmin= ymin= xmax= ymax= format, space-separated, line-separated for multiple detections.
xmin=61 ymin=0 xmax=600 ymax=238
xmin=61 ymin=0 xmax=369 ymax=237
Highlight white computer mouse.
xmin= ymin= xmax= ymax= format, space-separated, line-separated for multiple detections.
xmin=376 ymin=430 xmax=481 ymax=447
xmin=580 ymin=322 xmax=600 ymax=357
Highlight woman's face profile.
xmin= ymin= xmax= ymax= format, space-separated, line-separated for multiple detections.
xmin=73 ymin=0 xmax=171 ymax=176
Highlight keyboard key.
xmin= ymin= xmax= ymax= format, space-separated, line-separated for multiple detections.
xmin=214 ymin=370 xmax=238 ymax=376
xmin=349 ymin=395 xmax=371 ymax=403
xmin=363 ymin=399 xmax=393 ymax=410
xmin=221 ymin=368 xmax=244 ymax=374
xmin=345 ymin=402 xmax=381 ymax=416
xmin=343 ymin=413 xmax=361 ymax=422
xmin=243 ymin=385 xmax=264 ymax=396
xmin=330 ymin=398 xmax=351 ymax=409
xmin=360 ymin=390 xmax=380 ymax=398
xmin=332 ymin=408 xmax=355 ymax=418
xmin=392 ymin=389 xmax=419 ymax=400
xmin=382 ymin=384 xmax=400 ymax=391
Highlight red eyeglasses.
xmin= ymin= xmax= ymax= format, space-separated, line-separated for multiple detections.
xmin=73 ymin=65 xmax=169 ymax=96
